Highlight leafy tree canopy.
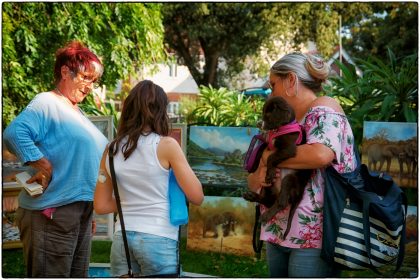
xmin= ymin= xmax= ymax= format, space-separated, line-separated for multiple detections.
xmin=2 ymin=2 xmax=166 ymax=126
xmin=343 ymin=2 xmax=418 ymax=61
xmin=162 ymin=3 xmax=277 ymax=87
xmin=162 ymin=3 xmax=377 ymax=88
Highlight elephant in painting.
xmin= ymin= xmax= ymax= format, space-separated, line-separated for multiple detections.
xmin=398 ymin=140 xmax=418 ymax=178
xmin=202 ymin=211 xmax=237 ymax=238
xmin=366 ymin=143 xmax=401 ymax=173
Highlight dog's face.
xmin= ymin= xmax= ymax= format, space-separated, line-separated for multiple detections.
xmin=262 ymin=96 xmax=295 ymax=130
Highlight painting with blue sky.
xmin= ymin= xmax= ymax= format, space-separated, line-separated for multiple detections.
xmin=362 ymin=121 xmax=417 ymax=189
xmin=363 ymin=121 xmax=417 ymax=141
xmin=188 ymin=126 xmax=259 ymax=196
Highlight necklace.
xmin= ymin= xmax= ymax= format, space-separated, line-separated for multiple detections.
xmin=55 ymin=88 xmax=77 ymax=107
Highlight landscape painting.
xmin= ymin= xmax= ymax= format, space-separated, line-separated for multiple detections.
xmin=188 ymin=126 xmax=259 ymax=196
xmin=405 ymin=205 xmax=418 ymax=272
xmin=187 ymin=196 xmax=256 ymax=256
xmin=362 ymin=121 xmax=417 ymax=188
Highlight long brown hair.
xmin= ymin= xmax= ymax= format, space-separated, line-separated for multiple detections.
xmin=110 ymin=80 xmax=169 ymax=160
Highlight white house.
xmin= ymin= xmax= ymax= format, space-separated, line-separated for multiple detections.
xmin=142 ymin=63 xmax=200 ymax=119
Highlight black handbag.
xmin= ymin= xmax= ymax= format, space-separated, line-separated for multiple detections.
xmin=321 ymin=150 xmax=407 ymax=274
xmin=108 ymin=145 xmax=181 ymax=278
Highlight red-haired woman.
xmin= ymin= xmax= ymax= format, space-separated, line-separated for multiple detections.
xmin=3 ymin=41 xmax=108 ymax=277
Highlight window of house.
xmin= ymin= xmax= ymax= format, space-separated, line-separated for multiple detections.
xmin=167 ymin=102 xmax=179 ymax=115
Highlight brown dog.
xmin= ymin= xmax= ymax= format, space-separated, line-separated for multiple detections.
xmin=243 ymin=96 xmax=312 ymax=237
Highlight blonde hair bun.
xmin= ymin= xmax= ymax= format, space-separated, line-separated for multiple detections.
xmin=305 ymin=54 xmax=330 ymax=82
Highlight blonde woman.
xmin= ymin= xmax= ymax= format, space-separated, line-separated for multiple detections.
xmin=248 ymin=53 xmax=357 ymax=277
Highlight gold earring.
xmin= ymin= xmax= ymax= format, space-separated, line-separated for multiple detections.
xmin=285 ymin=88 xmax=294 ymax=97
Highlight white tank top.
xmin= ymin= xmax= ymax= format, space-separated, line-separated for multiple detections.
xmin=106 ymin=132 xmax=178 ymax=240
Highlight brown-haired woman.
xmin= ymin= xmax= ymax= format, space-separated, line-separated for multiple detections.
xmin=94 ymin=80 xmax=203 ymax=277
xmin=3 ymin=41 xmax=108 ymax=277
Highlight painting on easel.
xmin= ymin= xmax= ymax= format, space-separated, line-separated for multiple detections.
xmin=362 ymin=121 xmax=417 ymax=188
xmin=187 ymin=196 xmax=256 ymax=257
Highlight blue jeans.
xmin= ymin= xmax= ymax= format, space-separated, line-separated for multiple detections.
xmin=111 ymin=231 xmax=178 ymax=277
xmin=266 ymin=242 xmax=339 ymax=277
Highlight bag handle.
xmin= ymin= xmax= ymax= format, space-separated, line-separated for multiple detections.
xmin=252 ymin=204 xmax=264 ymax=257
xmin=109 ymin=144 xmax=134 ymax=278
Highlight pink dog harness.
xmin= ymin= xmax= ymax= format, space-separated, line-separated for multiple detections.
xmin=243 ymin=120 xmax=303 ymax=173
xmin=266 ymin=120 xmax=303 ymax=150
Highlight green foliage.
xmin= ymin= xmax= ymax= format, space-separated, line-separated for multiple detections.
xmin=343 ymin=2 xmax=418 ymax=61
xmin=2 ymin=249 xmax=25 ymax=277
xmin=2 ymin=2 xmax=166 ymax=126
xmin=162 ymin=3 xmax=277 ymax=87
xmin=178 ymin=96 xmax=199 ymax=124
xmin=79 ymin=94 xmax=120 ymax=136
xmin=189 ymin=85 xmax=264 ymax=127
xmin=162 ymin=3 xmax=379 ymax=88
xmin=181 ymin=248 xmax=269 ymax=277
xmin=2 ymin=238 xmax=417 ymax=277
xmin=193 ymin=85 xmax=232 ymax=126
xmin=324 ymin=50 xmax=418 ymax=145
xmin=90 ymin=240 xmax=112 ymax=263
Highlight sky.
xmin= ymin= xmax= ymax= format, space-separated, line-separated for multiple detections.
xmin=363 ymin=121 xmax=417 ymax=141
xmin=190 ymin=126 xmax=259 ymax=153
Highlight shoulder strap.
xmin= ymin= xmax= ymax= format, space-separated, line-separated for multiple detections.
xmin=252 ymin=204 xmax=264 ymax=257
xmin=109 ymin=145 xmax=134 ymax=277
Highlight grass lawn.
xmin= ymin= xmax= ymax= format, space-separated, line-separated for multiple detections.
xmin=2 ymin=239 xmax=417 ymax=278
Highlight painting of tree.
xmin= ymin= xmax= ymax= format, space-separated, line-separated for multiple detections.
xmin=188 ymin=126 xmax=259 ymax=196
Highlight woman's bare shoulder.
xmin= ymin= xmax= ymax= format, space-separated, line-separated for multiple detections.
xmin=312 ymin=96 xmax=344 ymax=114
xmin=160 ymin=136 xmax=178 ymax=145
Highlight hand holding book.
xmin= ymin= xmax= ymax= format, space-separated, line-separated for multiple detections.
xmin=15 ymin=171 xmax=44 ymax=196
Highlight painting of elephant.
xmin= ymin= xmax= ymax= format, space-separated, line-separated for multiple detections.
xmin=187 ymin=196 xmax=255 ymax=256
xmin=398 ymin=140 xmax=418 ymax=179
xmin=362 ymin=121 xmax=417 ymax=188
xmin=202 ymin=211 xmax=238 ymax=238
xmin=366 ymin=143 xmax=402 ymax=173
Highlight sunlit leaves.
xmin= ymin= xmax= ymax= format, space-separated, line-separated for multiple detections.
xmin=190 ymin=85 xmax=264 ymax=127
xmin=2 ymin=2 xmax=166 ymax=126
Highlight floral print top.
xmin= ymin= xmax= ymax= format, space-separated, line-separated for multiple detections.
xmin=260 ymin=106 xmax=357 ymax=249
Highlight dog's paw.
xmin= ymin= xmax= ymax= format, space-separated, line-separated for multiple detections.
xmin=242 ymin=191 xmax=259 ymax=202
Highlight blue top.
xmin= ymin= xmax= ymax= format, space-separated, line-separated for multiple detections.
xmin=3 ymin=91 xmax=108 ymax=210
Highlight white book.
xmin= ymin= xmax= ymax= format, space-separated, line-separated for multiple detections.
xmin=15 ymin=171 xmax=43 ymax=196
